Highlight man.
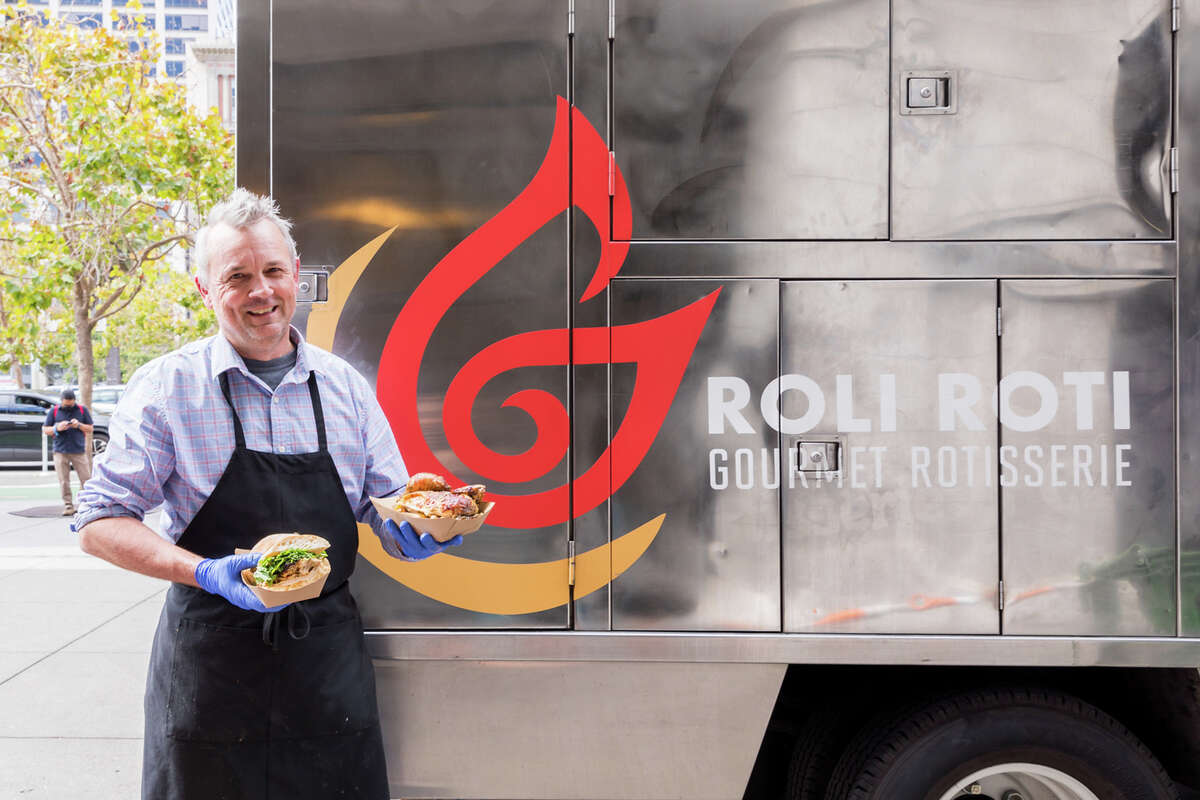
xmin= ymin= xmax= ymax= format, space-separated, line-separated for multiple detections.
xmin=76 ymin=188 xmax=460 ymax=799
xmin=42 ymin=388 xmax=93 ymax=515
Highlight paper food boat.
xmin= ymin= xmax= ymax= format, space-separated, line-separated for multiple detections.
xmin=371 ymin=496 xmax=495 ymax=543
xmin=235 ymin=544 xmax=330 ymax=608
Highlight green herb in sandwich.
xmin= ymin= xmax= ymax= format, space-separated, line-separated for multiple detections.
xmin=253 ymin=548 xmax=328 ymax=586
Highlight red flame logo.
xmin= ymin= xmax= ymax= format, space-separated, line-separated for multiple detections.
xmin=377 ymin=96 xmax=720 ymax=529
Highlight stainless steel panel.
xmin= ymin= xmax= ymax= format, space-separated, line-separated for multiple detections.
xmin=782 ymin=281 xmax=1000 ymax=633
xmin=572 ymin=0 xmax=618 ymax=631
xmin=613 ymin=0 xmax=889 ymax=239
xmin=617 ymin=240 xmax=1176 ymax=279
xmin=273 ymin=0 xmax=571 ymax=628
xmin=367 ymin=630 xmax=1200 ymax=668
xmin=610 ymin=280 xmax=780 ymax=631
xmin=375 ymin=660 xmax=785 ymax=800
xmin=236 ymin=0 xmax=269 ymax=195
xmin=893 ymin=0 xmax=1173 ymax=240
xmin=1001 ymin=280 xmax=1175 ymax=635
xmin=1180 ymin=0 xmax=1200 ymax=638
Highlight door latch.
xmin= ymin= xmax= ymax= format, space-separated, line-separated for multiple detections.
xmin=901 ymin=70 xmax=957 ymax=115
xmin=297 ymin=268 xmax=330 ymax=303
xmin=795 ymin=440 xmax=841 ymax=473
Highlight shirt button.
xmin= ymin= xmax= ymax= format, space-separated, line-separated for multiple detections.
xmin=272 ymin=396 xmax=279 ymax=403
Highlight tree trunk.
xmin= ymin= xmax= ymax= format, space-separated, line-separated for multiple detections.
xmin=10 ymin=363 xmax=23 ymax=389
xmin=73 ymin=283 xmax=93 ymax=407
xmin=73 ymin=282 xmax=94 ymax=461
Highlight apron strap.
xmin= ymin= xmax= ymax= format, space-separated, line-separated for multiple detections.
xmin=306 ymin=371 xmax=328 ymax=452
xmin=217 ymin=371 xmax=247 ymax=449
xmin=262 ymin=603 xmax=312 ymax=649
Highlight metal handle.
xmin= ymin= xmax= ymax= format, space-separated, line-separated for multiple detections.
xmin=297 ymin=268 xmax=330 ymax=303
xmin=795 ymin=440 xmax=841 ymax=473
xmin=900 ymin=70 xmax=957 ymax=115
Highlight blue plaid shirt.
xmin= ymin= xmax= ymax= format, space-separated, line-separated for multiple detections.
xmin=75 ymin=327 xmax=409 ymax=549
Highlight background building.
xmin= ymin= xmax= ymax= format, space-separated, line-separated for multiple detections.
xmin=186 ymin=40 xmax=235 ymax=132
xmin=5 ymin=0 xmax=233 ymax=85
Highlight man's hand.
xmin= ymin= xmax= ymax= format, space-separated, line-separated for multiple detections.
xmin=384 ymin=519 xmax=463 ymax=560
xmin=69 ymin=419 xmax=79 ymax=428
xmin=194 ymin=553 xmax=282 ymax=612
xmin=55 ymin=421 xmax=69 ymax=432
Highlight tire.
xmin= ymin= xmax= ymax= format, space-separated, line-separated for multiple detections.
xmin=91 ymin=431 xmax=108 ymax=456
xmin=825 ymin=687 xmax=1178 ymax=800
xmin=785 ymin=709 xmax=849 ymax=800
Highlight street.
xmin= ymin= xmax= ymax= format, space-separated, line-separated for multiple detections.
xmin=0 ymin=469 xmax=164 ymax=798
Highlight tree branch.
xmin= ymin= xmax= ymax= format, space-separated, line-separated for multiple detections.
xmin=0 ymin=174 xmax=58 ymax=206
xmin=90 ymin=271 xmax=145 ymax=325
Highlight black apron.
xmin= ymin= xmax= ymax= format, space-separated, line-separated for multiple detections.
xmin=142 ymin=370 xmax=389 ymax=800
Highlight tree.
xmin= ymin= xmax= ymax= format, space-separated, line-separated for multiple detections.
xmin=0 ymin=2 xmax=231 ymax=405
xmin=95 ymin=265 xmax=216 ymax=380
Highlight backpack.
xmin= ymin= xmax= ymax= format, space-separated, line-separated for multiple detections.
xmin=51 ymin=404 xmax=88 ymax=422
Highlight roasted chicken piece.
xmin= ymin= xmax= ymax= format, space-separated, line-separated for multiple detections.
xmin=397 ymin=491 xmax=479 ymax=518
xmin=452 ymin=484 xmax=487 ymax=504
xmin=406 ymin=472 xmax=450 ymax=492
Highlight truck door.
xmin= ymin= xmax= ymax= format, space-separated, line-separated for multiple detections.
xmin=998 ymin=280 xmax=1175 ymax=635
xmin=612 ymin=0 xmax=890 ymax=240
xmin=270 ymin=0 xmax=573 ymax=629
xmin=891 ymin=0 xmax=1173 ymax=240
xmin=609 ymin=279 xmax=781 ymax=631
xmin=781 ymin=280 xmax=1001 ymax=634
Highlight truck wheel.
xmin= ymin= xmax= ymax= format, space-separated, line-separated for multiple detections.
xmin=825 ymin=687 xmax=1178 ymax=800
xmin=785 ymin=709 xmax=845 ymax=800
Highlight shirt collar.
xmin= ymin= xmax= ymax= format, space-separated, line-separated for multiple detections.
xmin=211 ymin=325 xmax=323 ymax=385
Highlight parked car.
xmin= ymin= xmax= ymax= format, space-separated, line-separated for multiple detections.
xmin=85 ymin=384 xmax=125 ymax=415
xmin=0 ymin=390 xmax=110 ymax=464
xmin=44 ymin=383 xmax=126 ymax=416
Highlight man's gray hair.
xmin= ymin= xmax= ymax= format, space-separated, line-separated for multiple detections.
xmin=193 ymin=188 xmax=298 ymax=287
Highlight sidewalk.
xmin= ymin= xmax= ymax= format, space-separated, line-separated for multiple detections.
xmin=0 ymin=472 xmax=166 ymax=798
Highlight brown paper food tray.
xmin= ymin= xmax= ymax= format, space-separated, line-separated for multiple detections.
xmin=371 ymin=496 xmax=495 ymax=542
xmin=235 ymin=547 xmax=330 ymax=609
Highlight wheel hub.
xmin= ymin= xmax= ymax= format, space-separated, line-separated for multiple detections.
xmin=941 ymin=763 xmax=1100 ymax=800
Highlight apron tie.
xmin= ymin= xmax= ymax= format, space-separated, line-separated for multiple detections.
xmin=262 ymin=602 xmax=312 ymax=648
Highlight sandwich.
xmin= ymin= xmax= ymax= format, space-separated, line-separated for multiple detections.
xmin=244 ymin=533 xmax=331 ymax=591
xmin=394 ymin=473 xmax=488 ymax=519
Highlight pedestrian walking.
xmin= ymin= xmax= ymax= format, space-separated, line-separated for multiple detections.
xmin=41 ymin=388 xmax=93 ymax=515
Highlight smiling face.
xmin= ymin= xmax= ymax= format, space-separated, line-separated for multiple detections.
xmin=196 ymin=219 xmax=300 ymax=361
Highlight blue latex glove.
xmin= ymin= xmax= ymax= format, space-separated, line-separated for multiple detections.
xmin=384 ymin=519 xmax=463 ymax=560
xmin=194 ymin=552 xmax=280 ymax=612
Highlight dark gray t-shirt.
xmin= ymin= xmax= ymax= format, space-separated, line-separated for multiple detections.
xmin=243 ymin=348 xmax=299 ymax=392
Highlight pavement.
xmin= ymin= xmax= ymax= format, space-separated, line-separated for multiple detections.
xmin=0 ymin=469 xmax=167 ymax=798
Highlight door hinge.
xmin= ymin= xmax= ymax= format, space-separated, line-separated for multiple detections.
xmin=608 ymin=151 xmax=616 ymax=196
xmin=568 ymin=540 xmax=576 ymax=587
xmin=996 ymin=306 xmax=1003 ymax=337
xmin=998 ymin=580 xmax=1005 ymax=611
xmin=1172 ymin=0 xmax=1181 ymax=32
xmin=609 ymin=1 xmax=616 ymax=39
xmin=1170 ymin=146 xmax=1179 ymax=194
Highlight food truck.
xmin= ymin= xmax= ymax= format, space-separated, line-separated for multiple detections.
xmin=239 ymin=1 xmax=1200 ymax=797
